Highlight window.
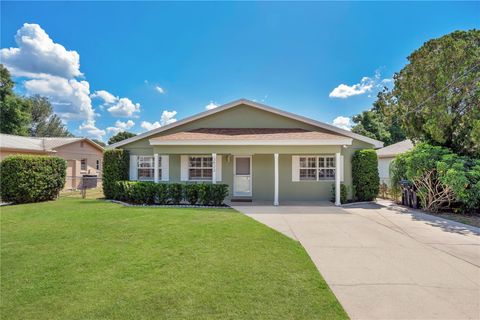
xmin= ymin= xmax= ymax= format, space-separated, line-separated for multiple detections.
xmin=188 ymin=156 xmax=212 ymax=180
xmin=137 ymin=156 xmax=162 ymax=181
xmin=299 ymin=156 xmax=335 ymax=181
xmin=96 ymin=159 xmax=101 ymax=171
xmin=80 ymin=159 xmax=87 ymax=171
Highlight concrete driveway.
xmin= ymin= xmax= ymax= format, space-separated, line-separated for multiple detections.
xmin=232 ymin=201 xmax=480 ymax=320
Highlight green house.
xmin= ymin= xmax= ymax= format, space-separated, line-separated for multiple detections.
xmin=110 ymin=99 xmax=383 ymax=205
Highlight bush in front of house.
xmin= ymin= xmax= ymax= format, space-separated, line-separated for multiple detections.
xmin=330 ymin=183 xmax=348 ymax=204
xmin=103 ymin=149 xmax=129 ymax=199
xmin=0 ymin=155 xmax=66 ymax=203
xmin=111 ymin=181 xmax=229 ymax=206
xmin=352 ymin=149 xmax=379 ymax=201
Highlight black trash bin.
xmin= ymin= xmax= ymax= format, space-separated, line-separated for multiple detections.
xmin=82 ymin=175 xmax=98 ymax=189
xmin=399 ymin=180 xmax=419 ymax=209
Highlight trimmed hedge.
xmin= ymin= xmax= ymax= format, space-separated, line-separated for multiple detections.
xmin=0 ymin=155 xmax=66 ymax=203
xmin=352 ymin=149 xmax=379 ymax=201
xmin=331 ymin=183 xmax=348 ymax=204
xmin=111 ymin=181 xmax=229 ymax=206
xmin=103 ymin=149 xmax=129 ymax=199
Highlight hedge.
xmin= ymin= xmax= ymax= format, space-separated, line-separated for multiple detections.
xmin=103 ymin=149 xmax=129 ymax=199
xmin=331 ymin=183 xmax=348 ymax=204
xmin=111 ymin=181 xmax=229 ymax=206
xmin=352 ymin=149 xmax=379 ymax=201
xmin=0 ymin=155 xmax=66 ymax=203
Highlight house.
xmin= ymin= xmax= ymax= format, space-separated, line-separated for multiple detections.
xmin=376 ymin=139 xmax=414 ymax=184
xmin=110 ymin=99 xmax=383 ymax=205
xmin=0 ymin=134 xmax=104 ymax=190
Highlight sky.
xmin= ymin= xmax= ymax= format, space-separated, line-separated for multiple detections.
xmin=1 ymin=2 xmax=478 ymax=141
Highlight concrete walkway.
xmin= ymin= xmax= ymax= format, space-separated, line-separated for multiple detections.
xmin=232 ymin=201 xmax=480 ymax=320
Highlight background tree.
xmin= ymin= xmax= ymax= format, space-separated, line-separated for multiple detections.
xmin=0 ymin=64 xmax=31 ymax=135
xmin=28 ymin=95 xmax=72 ymax=137
xmin=392 ymin=30 xmax=479 ymax=156
xmin=108 ymin=131 xmax=136 ymax=145
xmin=92 ymin=139 xmax=106 ymax=147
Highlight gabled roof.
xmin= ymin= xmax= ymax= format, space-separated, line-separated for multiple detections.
xmin=376 ymin=139 xmax=414 ymax=158
xmin=110 ymin=99 xmax=384 ymax=148
xmin=0 ymin=134 xmax=104 ymax=153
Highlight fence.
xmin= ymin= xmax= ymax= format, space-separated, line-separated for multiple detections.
xmin=62 ymin=175 xmax=103 ymax=199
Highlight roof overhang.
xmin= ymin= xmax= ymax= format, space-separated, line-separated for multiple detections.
xmin=109 ymin=99 xmax=384 ymax=149
xmin=150 ymin=138 xmax=353 ymax=146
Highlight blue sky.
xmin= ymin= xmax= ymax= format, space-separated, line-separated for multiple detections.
xmin=1 ymin=2 xmax=478 ymax=141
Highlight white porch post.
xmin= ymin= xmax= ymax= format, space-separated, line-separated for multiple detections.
xmin=212 ymin=153 xmax=217 ymax=184
xmin=154 ymin=153 xmax=159 ymax=183
xmin=335 ymin=152 xmax=341 ymax=206
xmin=274 ymin=153 xmax=279 ymax=206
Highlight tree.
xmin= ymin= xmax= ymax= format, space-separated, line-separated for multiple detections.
xmin=108 ymin=131 xmax=136 ymax=145
xmin=392 ymin=30 xmax=480 ymax=157
xmin=92 ymin=139 xmax=106 ymax=147
xmin=0 ymin=65 xmax=31 ymax=136
xmin=28 ymin=95 xmax=72 ymax=137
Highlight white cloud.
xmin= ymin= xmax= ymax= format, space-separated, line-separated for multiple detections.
xmin=0 ymin=23 xmax=81 ymax=79
xmin=329 ymin=77 xmax=375 ymax=99
xmin=24 ymin=76 xmax=95 ymax=120
xmin=160 ymin=110 xmax=177 ymax=126
xmin=78 ymin=120 xmax=106 ymax=140
xmin=332 ymin=116 xmax=352 ymax=131
xmin=141 ymin=121 xmax=161 ymax=131
xmin=107 ymin=98 xmax=141 ymax=117
xmin=91 ymin=90 xmax=117 ymax=104
xmin=155 ymin=86 xmax=165 ymax=94
xmin=205 ymin=102 xmax=219 ymax=110
xmin=106 ymin=120 xmax=135 ymax=135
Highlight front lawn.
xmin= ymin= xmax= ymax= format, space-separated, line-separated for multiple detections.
xmin=1 ymin=198 xmax=347 ymax=319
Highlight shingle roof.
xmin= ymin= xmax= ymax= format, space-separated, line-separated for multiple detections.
xmin=0 ymin=134 xmax=102 ymax=152
xmin=151 ymin=128 xmax=346 ymax=141
xmin=376 ymin=139 xmax=414 ymax=158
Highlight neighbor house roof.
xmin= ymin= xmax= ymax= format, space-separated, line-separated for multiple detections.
xmin=110 ymin=99 xmax=384 ymax=148
xmin=0 ymin=134 xmax=104 ymax=153
xmin=150 ymin=128 xmax=353 ymax=145
xmin=376 ymin=139 xmax=414 ymax=158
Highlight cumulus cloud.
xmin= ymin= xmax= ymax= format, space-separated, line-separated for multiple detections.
xmin=107 ymin=98 xmax=141 ymax=117
xmin=332 ymin=116 xmax=352 ymax=131
xmin=24 ymin=76 xmax=95 ymax=120
xmin=155 ymin=86 xmax=165 ymax=94
xmin=0 ymin=23 xmax=81 ymax=79
xmin=205 ymin=102 xmax=219 ymax=110
xmin=141 ymin=121 xmax=161 ymax=131
xmin=91 ymin=90 xmax=117 ymax=104
xmin=78 ymin=120 xmax=106 ymax=140
xmin=329 ymin=70 xmax=390 ymax=99
xmin=106 ymin=120 xmax=135 ymax=135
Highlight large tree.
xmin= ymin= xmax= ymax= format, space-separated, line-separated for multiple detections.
xmin=108 ymin=131 xmax=136 ymax=145
xmin=27 ymin=95 xmax=72 ymax=137
xmin=392 ymin=30 xmax=479 ymax=156
xmin=0 ymin=65 xmax=31 ymax=136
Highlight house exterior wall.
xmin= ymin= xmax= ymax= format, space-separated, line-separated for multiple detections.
xmin=119 ymin=104 xmax=375 ymax=201
xmin=54 ymin=141 xmax=103 ymax=178
xmin=378 ymin=157 xmax=393 ymax=184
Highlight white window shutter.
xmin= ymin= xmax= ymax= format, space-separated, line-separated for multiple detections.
xmin=216 ymin=155 xmax=222 ymax=182
xmin=161 ymin=155 xmax=169 ymax=181
xmin=180 ymin=155 xmax=189 ymax=181
xmin=129 ymin=155 xmax=138 ymax=181
xmin=340 ymin=155 xmax=345 ymax=182
xmin=292 ymin=156 xmax=300 ymax=182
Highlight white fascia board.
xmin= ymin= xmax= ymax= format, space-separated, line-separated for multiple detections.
xmin=149 ymin=138 xmax=353 ymax=146
xmin=109 ymin=98 xmax=383 ymax=149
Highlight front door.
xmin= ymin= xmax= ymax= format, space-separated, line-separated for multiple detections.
xmin=233 ymin=156 xmax=252 ymax=197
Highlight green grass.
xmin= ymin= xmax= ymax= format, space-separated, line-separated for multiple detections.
xmin=1 ymin=198 xmax=347 ymax=320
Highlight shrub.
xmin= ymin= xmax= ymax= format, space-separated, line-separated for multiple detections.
xmin=352 ymin=149 xmax=379 ymax=201
xmin=156 ymin=183 xmax=169 ymax=205
xmin=211 ymin=184 xmax=229 ymax=206
xmin=197 ymin=184 xmax=212 ymax=206
xmin=103 ymin=149 xmax=129 ymax=199
xmin=168 ymin=183 xmax=183 ymax=204
xmin=331 ymin=183 xmax=348 ymax=204
xmin=184 ymin=184 xmax=199 ymax=205
xmin=131 ymin=182 xmax=157 ymax=204
xmin=0 ymin=155 xmax=66 ymax=203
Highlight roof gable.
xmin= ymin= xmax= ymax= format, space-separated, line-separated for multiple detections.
xmin=109 ymin=99 xmax=384 ymax=148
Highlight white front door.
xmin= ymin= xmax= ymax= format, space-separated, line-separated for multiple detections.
xmin=233 ymin=156 xmax=252 ymax=197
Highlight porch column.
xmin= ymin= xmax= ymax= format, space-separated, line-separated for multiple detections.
xmin=274 ymin=153 xmax=279 ymax=206
xmin=154 ymin=153 xmax=159 ymax=183
xmin=335 ymin=152 xmax=341 ymax=206
xmin=212 ymin=153 xmax=217 ymax=184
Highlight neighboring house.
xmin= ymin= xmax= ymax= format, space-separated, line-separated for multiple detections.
xmin=0 ymin=134 xmax=104 ymax=190
xmin=110 ymin=99 xmax=383 ymax=205
xmin=376 ymin=139 xmax=414 ymax=184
